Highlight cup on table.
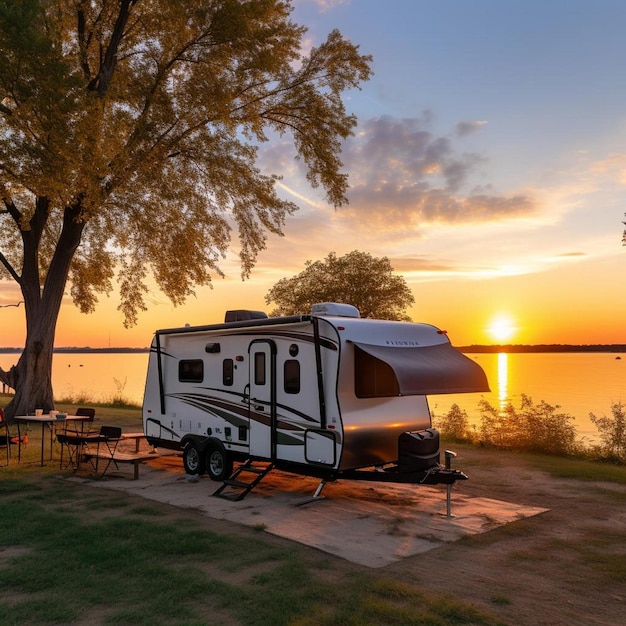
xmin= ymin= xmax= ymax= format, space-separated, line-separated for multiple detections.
xmin=35 ymin=409 xmax=43 ymax=417
xmin=50 ymin=410 xmax=58 ymax=419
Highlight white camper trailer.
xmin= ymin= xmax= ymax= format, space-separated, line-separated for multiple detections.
xmin=142 ymin=303 xmax=489 ymax=498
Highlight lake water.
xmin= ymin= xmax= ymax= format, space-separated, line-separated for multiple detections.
xmin=0 ymin=352 xmax=150 ymax=408
xmin=1 ymin=351 xmax=624 ymax=442
xmin=430 ymin=352 xmax=625 ymax=442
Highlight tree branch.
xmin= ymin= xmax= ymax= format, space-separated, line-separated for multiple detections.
xmin=2 ymin=196 xmax=21 ymax=224
xmin=0 ymin=250 xmax=21 ymax=284
xmin=88 ymin=0 xmax=137 ymax=96
xmin=76 ymin=4 xmax=92 ymax=80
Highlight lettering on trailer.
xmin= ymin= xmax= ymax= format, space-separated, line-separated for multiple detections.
xmin=385 ymin=340 xmax=421 ymax=346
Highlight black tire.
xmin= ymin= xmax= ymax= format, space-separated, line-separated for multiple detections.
xmin=205 ymin=442 xmax=233 ymax=481
xmin=183 ymin=441 xmax=206 ymax=475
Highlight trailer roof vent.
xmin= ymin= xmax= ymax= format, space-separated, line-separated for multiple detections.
xmin=225 ymin=310 xmax=268 ymax=323
xmin=311 ymin=302 xmax=360 ymax=318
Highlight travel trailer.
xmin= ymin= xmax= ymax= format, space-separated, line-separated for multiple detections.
xmin=142 ymin=303 xmax=489 ymax=498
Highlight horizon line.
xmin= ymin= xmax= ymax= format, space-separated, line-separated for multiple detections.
xmin=1 ymin=343 xmax=625 ymax=354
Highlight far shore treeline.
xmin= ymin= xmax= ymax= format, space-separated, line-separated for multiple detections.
xmin=1 ymin=344 xmax=625 ymax=354
xmin=0 ymin=347 xmax=149 ymax=353
xmin=457 ymin=344 xmax=626 ymax=353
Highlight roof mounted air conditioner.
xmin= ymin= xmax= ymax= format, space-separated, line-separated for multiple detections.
xmin=310 ymin=302 xmax=360 ymax=318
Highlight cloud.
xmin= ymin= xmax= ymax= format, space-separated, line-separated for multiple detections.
xmin=555 ymin=252 xmax=587 ymax=258
xmin=334 ymin=115 xmax=534 ymax=231
xmin=589 ymin=153 xmax=626 ymax=185
xmin=387 ymin=256 xmax=458 ymax=273
xmin=455 ymin=120 xmax=488 ymax=137
xmin=309 ymin=0 xmax=350 ymax=12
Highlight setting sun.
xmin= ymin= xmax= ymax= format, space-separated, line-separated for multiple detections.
xmin=487 ymin=314 xmax=517 ymax=343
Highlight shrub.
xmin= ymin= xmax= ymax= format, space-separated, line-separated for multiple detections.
xmin=433 ymin=403 xmax=471 ymax=442
xmin=590 ymin=402 xmax=626 ymax=463
xmin=477 ymin=394 xmax=580 ymax=456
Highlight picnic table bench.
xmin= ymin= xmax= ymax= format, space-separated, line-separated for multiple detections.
xmin=82 ymin=432 xmax=157 ymax=480
xmin=82 ymin=448 xmax=158 ymax=480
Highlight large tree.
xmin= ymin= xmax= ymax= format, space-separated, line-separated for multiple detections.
xmin=265 ymin=250 xmax=415 ymax=320
xmin=0 ymin=0 xmax=371 ymax=418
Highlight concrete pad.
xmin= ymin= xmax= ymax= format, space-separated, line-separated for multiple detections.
xmin=77 ymin=460 xmax=547 ymax=568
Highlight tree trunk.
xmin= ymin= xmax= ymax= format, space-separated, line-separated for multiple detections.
xmin=1 ymin=198 xmax=85 ymax=421
xmin=4 ymin=336 xmax=55 ymax=419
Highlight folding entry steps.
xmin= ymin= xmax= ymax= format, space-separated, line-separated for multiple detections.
xmin=212 ymin=460 xmax=274 ymax=501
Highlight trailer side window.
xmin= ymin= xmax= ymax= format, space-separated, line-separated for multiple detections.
xmin=179 ymin=359 xmax=204 ymax=383
xmin=223 ymin=359 xmax=234 ymax=386
xmin=284 ymin=360 xmax=300 ymax=394
xmin=354 ymin=347 xmax=399 ymax=397
xmin=254 ymin=352 xmax=266 ymax=385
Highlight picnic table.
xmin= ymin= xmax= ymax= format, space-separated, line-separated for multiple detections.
xmin=13 ymin=413 xmax=93 ymax=466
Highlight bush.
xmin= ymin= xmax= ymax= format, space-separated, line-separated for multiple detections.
xmin=433 ymin=403 xmax=471 ymax=442
xmin=590 ymin=402 xmax=626 ymax=463
xmin=476 ymin=394 xmax=580 ymax=456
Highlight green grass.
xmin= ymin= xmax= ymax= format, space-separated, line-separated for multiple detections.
xmin=0 ymin=402 xmax=502 ymax=625
xmin=545 ymin=526 xmax=626 ymax=584
xmin=3 ymin=400 xmax=626 ymax=623
xmin=518 ymin=452 xmax=626 ymax=484
xmin=0 ymin=472 xmax=502 ymax=625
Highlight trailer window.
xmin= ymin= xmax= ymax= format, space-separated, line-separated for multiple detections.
xmin=354 ymin=347 xmax=399 ymax=397
xmin=254 ymin=352 xmax=266 ymax=385
xmin=179 ymin=359 xmax=204 ymax=383
xmin=284 ymin=360 xmax=300 ymax=394
xmin=223 ymin=359 xmax=234 ymax=386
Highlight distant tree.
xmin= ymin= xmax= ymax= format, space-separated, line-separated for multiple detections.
xmin=0 ymin=0 xmax=372 ymax=418
xmin=265 ymin=250 xmax=415 ymax=320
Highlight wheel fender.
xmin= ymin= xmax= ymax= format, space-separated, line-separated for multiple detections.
xmin=181 ymin=434 xmax=207 ymax=451
xmin=205 ymin=437 xmax=226 ymax=454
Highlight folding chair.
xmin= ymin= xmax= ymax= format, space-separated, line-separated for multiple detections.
xmin=57 ymin=431 xmax=95 ymax=471
xmin=74 ymin=407 xmax=96 ymax=433
xmin=90 ymin=426 xmax=122 ymax=478
xmin=57 ymin=407 xmax=96 ymax=468
xmin=0 ymin=407 xmax=28 ymax=465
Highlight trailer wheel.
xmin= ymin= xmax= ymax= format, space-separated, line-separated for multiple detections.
xmin=205 ymin=442 xmax=233 ymax=481
xmin=183 ymin=441 xmax=206 ymax=475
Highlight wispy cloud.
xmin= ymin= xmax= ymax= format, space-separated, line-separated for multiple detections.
xmin=455 ymin=120 xmax=488 ymax=137
xmin=253 ymin=113 xmax=541 ymax=277
xmin=337 ymin=115 xmax=535 ymax=230
xmin=589 ymin=152 xmax=626 ymax=185
xmin=256 ymin=113 xmax=626 ymax=284
xmin=307 ymin=0 xmax=350 ymax=12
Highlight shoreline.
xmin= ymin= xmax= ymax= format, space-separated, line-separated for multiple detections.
xmin=2 ymin=344 xmax=626 ymax=354
xmin=0 ymin=347 xmax=149 ymax=354
xmin=456 ymin=344 xmax=626 ymax=353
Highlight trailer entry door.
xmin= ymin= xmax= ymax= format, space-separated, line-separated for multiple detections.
xmin=248 ymin=340 xmax=276 ymax=459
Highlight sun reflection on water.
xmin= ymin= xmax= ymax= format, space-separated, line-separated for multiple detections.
xmin=497 ymin=352 xmax=508 ymax=408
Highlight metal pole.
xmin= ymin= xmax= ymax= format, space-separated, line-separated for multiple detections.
xmin=445 ymin=450 xmax=457 ymax=518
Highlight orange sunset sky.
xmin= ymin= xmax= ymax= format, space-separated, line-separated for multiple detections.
xmin=1 ymin=0 xmax=625 ymax=349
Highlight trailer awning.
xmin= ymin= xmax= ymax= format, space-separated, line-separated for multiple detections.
xmin=353 ymin=342 xmax=490 ymax=395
